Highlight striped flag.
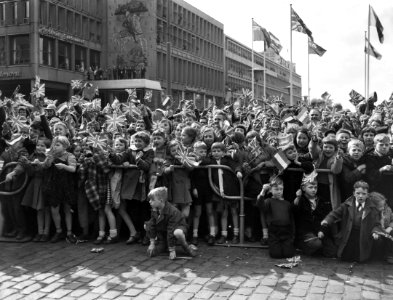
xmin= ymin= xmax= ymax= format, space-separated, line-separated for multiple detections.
xmin=291 ymin=7 xmax=313 ymax=41
xmin=365 ymin=38 xmax=382 ymax=60
xmin=252 ymin=20 xmax=271 ymax=46
xmin=297 ymin=107 xmax=309 ymax=124
xmin=272 ymin=150 xmax=291 ymax=172
xmin=308 ymin=39 xmax=326 ymax=57
xmin=269 ymin=32 xmax=282 ymax=55
xmin=369 ymin=6 xmax=384 ymax=44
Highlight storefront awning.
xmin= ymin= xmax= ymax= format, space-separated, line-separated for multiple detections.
xmin=90 ymin=79 xmax=162 ymax=91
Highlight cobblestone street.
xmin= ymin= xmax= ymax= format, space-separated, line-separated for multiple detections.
xmin=0 ymin=241 xmax=392 ymax=300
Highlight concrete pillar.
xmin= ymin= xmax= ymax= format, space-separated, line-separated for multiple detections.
xmin=31 ymin=0 xmax=39 ymax=76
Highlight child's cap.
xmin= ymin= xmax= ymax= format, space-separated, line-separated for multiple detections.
xmin=336 ymin=128 xmax=352 ymax=137
xmin=374 ymin=133 xmax=390 ymax=144
xmin=322 ymin=137 xmax=338 ymax=150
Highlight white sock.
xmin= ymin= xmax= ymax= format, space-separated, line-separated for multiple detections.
xmin=263 ymin=228 xmax=268 ymax=239
xmin=233 ymin=228 xmax=239 ymax=236
xmin=210 ymin=227 xmax=216 ymax=237
xmin=193 ymin=229 xmax=198 ymax=238
xmin=99 ymin=230 xmax=105 ymax=237
xmin=109 ymin=229 xmax=117 ymax=238
xmin=221 ymin=231 xmax=227 ymax=237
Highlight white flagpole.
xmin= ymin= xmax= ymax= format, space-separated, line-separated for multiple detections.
xmin=289 ymin=4 xmax=294 ymax=105
xmin=308 ymin=41 xmax=310 ymax=102
xmin=364 ymin=30 xmax=367 ymax=99
xmin=251 ymin=18 xmax=255 ymax=102
xmin=263 ymin=41 xmax=266 ymax=99
xmin=366 ymin=5 xmax=370 ymax=101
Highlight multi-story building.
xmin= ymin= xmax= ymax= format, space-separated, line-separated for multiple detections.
xmin=0 ymin=0 xmax=299 ymax=109
xmin=0 ymin=0 xmax=103 ymax=101
xmin=225 ymin=35 xmax=302 ymax=105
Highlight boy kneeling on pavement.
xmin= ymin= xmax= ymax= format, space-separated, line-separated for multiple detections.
xmin=145 ymin=187 xmax=197 ymax=259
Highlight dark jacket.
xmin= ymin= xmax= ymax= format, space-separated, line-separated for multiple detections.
xmin=146 ymin=201 xmax=188 ymax=248
xmin=282 ymin=159 xmax=314 ymax=203
xmin=322 ymin=196 xmax=381 ymax=262
xmin=339 ymin=155 xmax=365 ymax=200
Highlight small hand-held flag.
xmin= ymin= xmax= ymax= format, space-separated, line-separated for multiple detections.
xmin=291 ymin=7 xmax=313 ymax=41
xmin=272 ymin=150 xmax=291 ymax=173
xmin=349 ymin=89 xmax=365 ymax=106
xmin=369 ymin=6 xmax=384 ymax=44
xmin=106 ymin=113 xmax=126 ymax=132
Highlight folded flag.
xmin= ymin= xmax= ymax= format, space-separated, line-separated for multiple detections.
xmin=349 ymin=89 xmax=365 ymax=106
xmin=272 ymin=150 xmax=291 ymax=172
xmin=291 ymin=7 xmax=313 ymax=41
xmin=365 ymin=38 xmax=382 ymax=60
xmin=369 ymin=6 xmax=384 ymax=44
xmin=308 ymin=39 xmax=326 ymax=57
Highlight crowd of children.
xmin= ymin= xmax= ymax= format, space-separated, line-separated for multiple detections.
xmin=0 ymin=85 xmax=393 ymax=262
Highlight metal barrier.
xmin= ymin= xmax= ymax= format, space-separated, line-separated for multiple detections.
xmin=0 ymin=162 xmax=29 ymax=196
xmin=111 ymin=164 xmax=333 ymax=247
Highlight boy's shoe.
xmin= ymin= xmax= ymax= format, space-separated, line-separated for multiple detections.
xmin=126 ymin=235 xmax=139 ymax=245
xmin=94 ymin=236 xmax=106 ymax=245
xmin=260 ymin=237 xmax=269 ymax=246
xmin=185 ymin=244 xmax=198 ymax=257
xmin=33 ymin=234 xmax=42 ymax=242
xmin=216 ymin=236 xmax=227 ymax=244
xmin=141 ymin=235 xmax=150 ymax=246
xmin=66 ymin=234 xmax=78 ymax=244
xmin=51 ymin=232 xmax=64 ymax=243
xmin=104 ymin=235 xmax=119 ymax=244
xmin=191 ymin=237 xmax=199 ymax=246
xmin=231 ymin=236 xmax=240 ymax=244
xmin=40 ymin=234 xmax=50 ymax=242
xmin=207 ymin=235 xmax=215 ymax=246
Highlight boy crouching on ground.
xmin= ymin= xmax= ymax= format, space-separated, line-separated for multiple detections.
xmin=145 ymin=187 xmax=197 ymax=259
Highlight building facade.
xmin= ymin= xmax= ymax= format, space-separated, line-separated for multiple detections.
xmin=225 ymin=35 xmax=302 ymax=106
xmin=0 ymin=0 xmax=300 ymax=109
xmin=0 ymin=0 xmax=103 ymax=101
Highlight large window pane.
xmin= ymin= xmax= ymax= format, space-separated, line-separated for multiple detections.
xmin=10 ymin=35 xmax=30 ymax=64
xmin=58 ymin=41 xmax=71 ymax=70
xmin=0 ymin=36 xmax=5 ymax=65
xmin=39 ymin=36 xmax=54 ymax=66
xmin=90 ymin=49 xmax=100 ymax=69
xmin=75 ymin=46 xmax=86 ymax=72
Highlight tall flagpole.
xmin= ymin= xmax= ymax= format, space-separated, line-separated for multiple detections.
xmin=251 ymin=18 xmax=255 ymax=102
xmin=289 ymin=4 xmax=293 ymax=106
xmin=307 ymin=43 xmax=310 ymax=101
xmin=366 ymin=5 xmax=370 ymax=101
xmin=364 ymin=30 xmax=367 ymax=99
xmin=263 ymin=41 xmax=266 ymax=98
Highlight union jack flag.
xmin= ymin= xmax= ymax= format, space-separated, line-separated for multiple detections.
xmin=248 ymin=137 xmax=261 ymax=158
xmin=71 ymin=80 xmax=84 ymax=90
xmin=241 ymin=88 xmax=253 ymax=100
xmin=126 ymin=88 xmax=137 ymax=99
xmin=31 ymin=81 xmax=45 ymax=98
xmin=10 ymin=116 xmax=27 ymax=132
xmin=176 ymin=146 xmax=199 ymax=167
xmin=71 ymin=95 xmax=88 ymax=106
xmin=106 ymin=113 xmax=126 ymax=132
xmin=144 ymin=89 xmax=153 ymax=102
xmin=87 ymin=133 xmax=107 ymax=151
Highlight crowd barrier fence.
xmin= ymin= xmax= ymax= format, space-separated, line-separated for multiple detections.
xmin=0 ymin=162 xmax=333 ymax=247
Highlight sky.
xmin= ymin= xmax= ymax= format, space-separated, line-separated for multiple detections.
xmin=186 ymin=0 xmax=393 ymax=109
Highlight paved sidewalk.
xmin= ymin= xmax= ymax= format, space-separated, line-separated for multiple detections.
xmin=0 ymin=241 xmax=392 ymax=300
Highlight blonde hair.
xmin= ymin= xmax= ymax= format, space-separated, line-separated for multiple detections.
xmin=148 ymin=187 xmax=168 ymax=202
xmin=368 ymin=192 xmax=386 ymax=210
xmin=52 ymin=136 xmax=70 ymax=149
xmin=348 ymin=139 xmax=365 ymax=152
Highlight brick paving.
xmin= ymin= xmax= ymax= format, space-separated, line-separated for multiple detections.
xmin=0 ymin=241 xmax=392 ymax=299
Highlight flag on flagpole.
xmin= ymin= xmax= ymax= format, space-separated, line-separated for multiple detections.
xmin=272 ymin=150 xmax=291 ymax=172
xmin=291 ymin=7 xmax=313 ymax=41
xmin=268 ymin=32 xmax=283 ymax=55
xmin=365 ymin=38 xmax=382 ymax=60
xmin=308 ymin=39 xmax=326 ymax=56
xmin=252 ymin=20 xmax=271 ymax=46
xmin=369 ymin=6 xmax=384 ymax=44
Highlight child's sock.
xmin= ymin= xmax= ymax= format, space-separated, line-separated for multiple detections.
xmin=233 ymin=228 xmax=239 ymax=237
xmin=210 ymin=227 xmax=216 ymax=237
xmin=221 ymin=230 xmax=228 ymax=237
xmin=263 ymin=228 xmax=268 ymax=239
xmin=98 ymin=230 xmax=105 ymax=237
xmin=109 ymin=229 xmax=118 ymax=238
xmin=193 ymin=229 xmax=198 ymax=238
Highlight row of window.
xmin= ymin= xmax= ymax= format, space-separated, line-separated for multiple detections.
xmin=157 ymin=51 xmax=224 ymax=91
xmin=0 ymin=35 xmax=100 ymax=70
xmin=40 ymin=0 xmax=102 ymax=43
xmin=157 ymin=0 xmax=224 ymax=44
xmin=156 ymin=20 xmax=223 ymax=64
xmin=55 ymin=0 xmax=103 ymax=17
xmin=0 ymin=1 xmax=30 ymax=26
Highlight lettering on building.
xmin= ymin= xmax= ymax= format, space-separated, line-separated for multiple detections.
xmin=39 ymin=27 xmax=85 ymax=45
xmin=0 ymin=71 xmax=21 ymax=78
